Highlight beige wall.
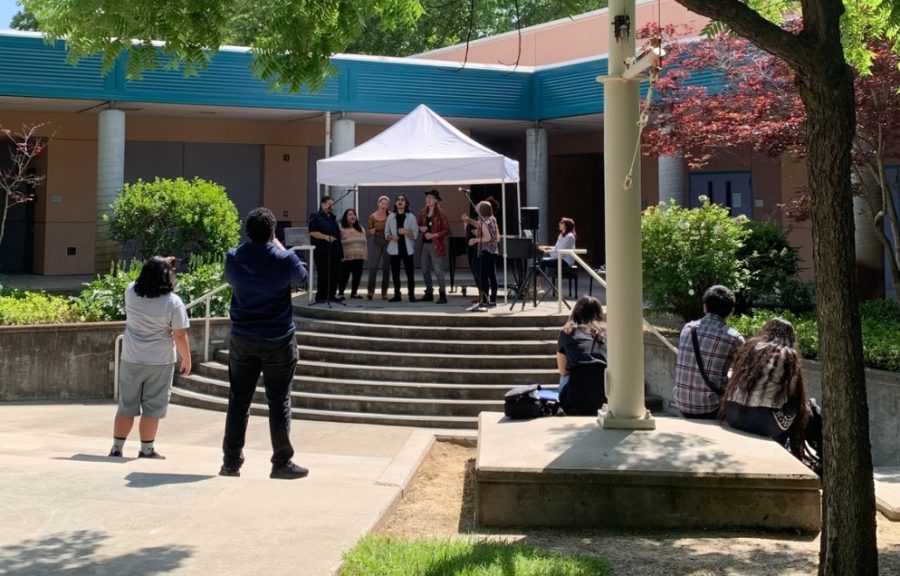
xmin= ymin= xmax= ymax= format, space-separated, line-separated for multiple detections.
xmin=418 ymin=0 xmax=705 ymax=67
xmin=263 ymin=145 xmax=309 ymax=225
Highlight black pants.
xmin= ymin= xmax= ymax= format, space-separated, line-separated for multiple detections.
xmin=681 ymin=409 xmax=719 ymax=420
xmin=479 ymin=251 xmax=498 ymax=303
xmin=467 ymin=247 xmax=482 ymax=294
xmin=390 ymin=253 xmax=415 ymax=297
xmin=223 ymin=333 xmax=297 ymax=468
xmin=339 ymin=259 xmax=364 ymax=296
xmin=314 ymin=244 xmax=342 ymax=302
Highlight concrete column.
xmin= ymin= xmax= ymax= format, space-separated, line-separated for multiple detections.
xmin=95 ymin=108 xmax=125 ymax=273
xmin=526 ymin=127 xmax=549 ymax=244
xmin=598 ymin=0 xmax=654 ymax=429
xmin=658 ymin=153 xmax=686 ymax=206
xmin=853 ymin=190 xmax=884 ymax=299
xmin=330 ymin=116 xmax=356 ymax=217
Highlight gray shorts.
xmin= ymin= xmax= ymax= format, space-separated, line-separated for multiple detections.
xmin=117 ymin=360 xmax=175 ymax=419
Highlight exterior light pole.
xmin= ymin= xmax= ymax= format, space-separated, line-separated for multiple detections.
xmin=597 ymin=0 xmax=655 ymax=430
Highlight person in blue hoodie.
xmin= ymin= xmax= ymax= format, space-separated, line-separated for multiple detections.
xmin=219 ymin=207 xmax=309 ymax=480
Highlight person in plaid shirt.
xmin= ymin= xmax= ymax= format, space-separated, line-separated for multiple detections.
xmin=673 ymin=285 xmax=745 ymax=419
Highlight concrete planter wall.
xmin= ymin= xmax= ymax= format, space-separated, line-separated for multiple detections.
xmin=0 ymin=319 xmax=231 ymax=401
xmin=643 ymin=331 xmax=900 ymax=467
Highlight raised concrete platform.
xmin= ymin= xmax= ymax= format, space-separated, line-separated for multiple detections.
xmin=475 ymin=412 xmax=821 ymax=532
xmin=875 ymin=467 xmax=900 ymax=521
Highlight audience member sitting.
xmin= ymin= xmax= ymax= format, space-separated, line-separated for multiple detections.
xmin=719 ymin=318 xmax=819 ymax=468
xmin=556 ymin=295 xmax=608 ymax=415
xmin=539 ymin=217 xmax=576 ymax=272
xmin=673 ymin=285 xmax=745 ymax=419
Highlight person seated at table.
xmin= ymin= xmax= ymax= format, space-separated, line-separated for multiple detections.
xmin=719 ymin=318 xmax=820 ymax=468
xmin=539 ymin=217 xmax=576 ymax=272
xmin=556 ymin=295 xmax=607 ymax=415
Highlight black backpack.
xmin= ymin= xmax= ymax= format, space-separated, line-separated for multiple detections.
xmin=504 ymin=384 xmax=559 ymax=420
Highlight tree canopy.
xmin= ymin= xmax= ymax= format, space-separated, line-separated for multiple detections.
xmin=19 ymin=0 xmax=602 ymax=90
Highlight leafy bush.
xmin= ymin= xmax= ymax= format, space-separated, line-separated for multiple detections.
xmin=76 ymin=260 xmax=229 ymax=322
xmin=0 ymin=292 xmax=80 ymax=325
xmin=642 ymin=197 xmax=750 ymax=321
xmin=729 ymin=299 xmax=900 ymax=372
xmin=76 ymin=262 xmax=141 ymax=322
xmin=736 ymin=221 xmax=813 ymax=313
xmin=106 ymin=177 xmax=240 ymax=261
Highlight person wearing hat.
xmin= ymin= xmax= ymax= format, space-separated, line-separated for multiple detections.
xmin=417 ymin=189 xmax=451 ymax=304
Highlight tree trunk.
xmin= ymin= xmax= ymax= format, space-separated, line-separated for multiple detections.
xmin=795 ymin=52 xmax=878 ymax=576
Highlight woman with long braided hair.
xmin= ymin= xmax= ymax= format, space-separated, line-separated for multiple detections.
xmin=719 ymin=318 xmax=812 ymax=460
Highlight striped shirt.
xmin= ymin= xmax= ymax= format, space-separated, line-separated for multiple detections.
xmin=673 ymin=313 xmax=744 ymax=415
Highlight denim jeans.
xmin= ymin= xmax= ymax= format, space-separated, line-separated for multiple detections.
xmin=223 ymin=333 xmax=297 ymax=468
xmin=420 ymin=243 xmax=446 ymax=293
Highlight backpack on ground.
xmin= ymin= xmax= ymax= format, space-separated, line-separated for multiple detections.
xmin=504 ymin=384 xmax=559 ymax=420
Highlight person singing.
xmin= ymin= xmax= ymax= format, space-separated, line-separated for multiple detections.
xmin=385 ymin=194 xmax=418 ymax=302
xmin=417 ymin=189 xmax=450 ymax=304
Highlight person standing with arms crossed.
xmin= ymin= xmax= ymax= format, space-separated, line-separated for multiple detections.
xmin=219 ymin=207 xmax=309 ymax=479
xmin=417 ymin=189 xmax=450 ymax=304
xmin=366 ymin=195 xmax=391 ymax=300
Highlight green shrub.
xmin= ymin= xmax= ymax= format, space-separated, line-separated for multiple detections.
xmin=76 ymin=262 xmax=141 ymax=322
xmin=76 ymin=260 xmax=229 ymax=322
xmin=173 ymin=261 xmax=231 ymax=318
xmin=736 ymin=221 xmax=813 ymax=313
xmin=642 ymin=197 xmax=750 ymax=321
xmin=0 ymin=292 xmax=80 ymax=325
xmin=729 ymin=300 xmax=900 ymax=372
xmin=106 ymin=177 xmax=240 ymax=261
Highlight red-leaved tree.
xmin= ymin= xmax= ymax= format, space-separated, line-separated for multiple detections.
xmin=0 ymin=124 xmax=47 ymax=253
xmin=642 ymin=26 xmax=900 ymax=300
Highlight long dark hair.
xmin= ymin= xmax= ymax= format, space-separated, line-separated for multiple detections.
xmin=562 ymin=296 xmax=605 ymax=338
xmin=134 ymin=256 xmax=176 ymax=298
xmin=719 ymin=318 xmax=809 ymax=456
xmin=340 ymin=208 xmax=363 ymax=232
xmin=560 ymin=217 xmax=576 ymax=238
xmin=394 ymin=194 xmax=409 ymax=214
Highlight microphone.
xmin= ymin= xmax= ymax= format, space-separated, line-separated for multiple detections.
xmin=458 ymin=187 xmax=471 ymax=193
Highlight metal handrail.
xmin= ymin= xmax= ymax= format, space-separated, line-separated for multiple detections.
xmin=185 ymin=283 xmax=231 ymax=363
xmin=558 ymin=249 xmax=678 ymax=355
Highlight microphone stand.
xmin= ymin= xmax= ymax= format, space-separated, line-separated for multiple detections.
xmin=459 ymin=188 xmax=487 ymax=311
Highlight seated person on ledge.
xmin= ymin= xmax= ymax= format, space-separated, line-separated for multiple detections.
xmin=555 ymin=295 xmax=608 ymax=415
xmin=673 ymin=285 xmax=744 ymax=420
xmin=539 ymin=217 xmax=576 ymax=271
xmin=719 ymin=318 xmax=820 ymax=467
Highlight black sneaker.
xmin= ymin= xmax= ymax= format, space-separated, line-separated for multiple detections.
xmin=436 ymin=294 xmax=448 ymax=304
xmin=219 ymin=464 xmax=241 ymax=477
xmin=108 ymin=448 xmax=123 ymax=458
xmin=421 ymin=292 xmax=434 ymax=302
xmin=137 ymin=449 xmax=165 ymax=460
xmin=388 ymin=294 xmax=402 ymax=302
xmin=486 ymin=301 xmax=497 ymax=308
xmin=270 ymin=461 xmax=309 ymax=480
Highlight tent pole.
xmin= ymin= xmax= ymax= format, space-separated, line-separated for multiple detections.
xmin=502 ymin=179 xmax=508 ymax=304
xmin=354 ymin=185 xmax=359 ymax=214
xmin=516 ymin=181 xmax=522 ymax=237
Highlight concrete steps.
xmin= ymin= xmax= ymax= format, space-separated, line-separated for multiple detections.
xmin=172 ymin=306 xmax=565 ymax=428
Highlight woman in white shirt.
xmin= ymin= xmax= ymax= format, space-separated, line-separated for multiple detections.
xmin=540 ymin=217 xmax=576 ymax=271
xmin=385 ymin=194 xmax=419 ymax=302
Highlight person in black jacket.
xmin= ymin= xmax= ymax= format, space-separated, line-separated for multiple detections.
xmin=556 ymin=295 xmax=608 ymax=415
xmin=308 ymin=195 xmax=343 ymax=303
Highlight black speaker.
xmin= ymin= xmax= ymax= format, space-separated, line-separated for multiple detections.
xmin=521 ymin=206 xmax=539 ymax=231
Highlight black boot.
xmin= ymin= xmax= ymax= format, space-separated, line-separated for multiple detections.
xmin=422 ymin=290 xmax=434 ymax=302
xmin=436 ymin=291 xmax=447 ymax=304
xmin=388 ymin=293 xmax=402 ymax=302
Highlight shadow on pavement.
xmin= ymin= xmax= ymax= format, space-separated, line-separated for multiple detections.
xmin=124 ymin=472 xmax=215 ymax=488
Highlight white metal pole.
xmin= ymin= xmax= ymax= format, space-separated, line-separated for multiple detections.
xmin=516 ymin=181 xmax=522 ymax=237
xmin=598 ymin=0 xmax=653 ymax=429
xmin=502 ymin=180 xmax=508 ymax=303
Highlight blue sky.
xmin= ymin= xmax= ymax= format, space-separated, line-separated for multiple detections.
xmin=0 ymin=0 xmax=19 ymax=29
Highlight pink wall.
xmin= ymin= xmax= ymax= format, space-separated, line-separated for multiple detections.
xmin=417 ymin=0 xmax=706 ymax=67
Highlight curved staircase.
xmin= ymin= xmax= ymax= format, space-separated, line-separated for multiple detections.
xmin=172 ymin=305 xmax=564 ymax=428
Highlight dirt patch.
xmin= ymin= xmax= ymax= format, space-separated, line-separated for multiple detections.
xmin=378 ymin=440 xmax=900 ymax=575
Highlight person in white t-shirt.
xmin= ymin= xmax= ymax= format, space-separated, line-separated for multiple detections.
xmin=109 ymin=256 xmax=191 ymax=459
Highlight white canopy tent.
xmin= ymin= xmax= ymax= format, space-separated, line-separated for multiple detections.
xmin=316 ymin=104 xmax=521 ymax=301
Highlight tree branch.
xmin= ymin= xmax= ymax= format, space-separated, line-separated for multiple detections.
xmin=675 ymin=0 xmax=806 ymax=68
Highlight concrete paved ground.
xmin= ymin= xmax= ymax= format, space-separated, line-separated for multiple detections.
xmin=0 ymin=402 xmax=470 ymax=575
